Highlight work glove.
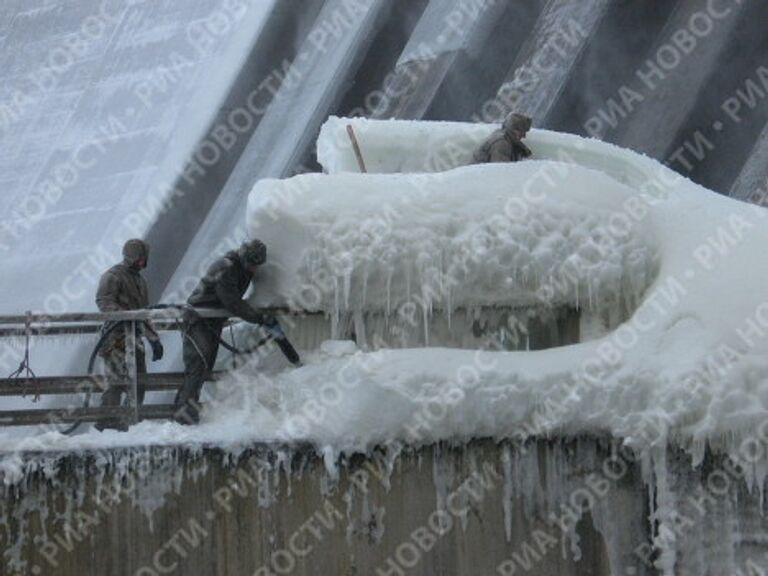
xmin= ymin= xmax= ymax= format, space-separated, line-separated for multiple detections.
xmin=263 ymin=315 xmax=278 ymax=327
xmin=262 ymin=316 xmax=284 ymax=339
xmin=150 ymin=339 xmax=164 ymax=362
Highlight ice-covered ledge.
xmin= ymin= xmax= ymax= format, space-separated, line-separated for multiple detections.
xmin=4 ymin=119 xmax=768 ymax=575
xmin=4 ymin=439 xmax=628 ymax=575
xmin=317 ymin=116 xmax=676 ymax=188
xmin=2 ymin=120 xmax=767 ymax=484
xmin=3 ymin=437 xmax=767 ymax=576
xmin=9 ymin=120 xmax=760 ymax=456
xmin=243 ymin=120 xmax=768 ymax=457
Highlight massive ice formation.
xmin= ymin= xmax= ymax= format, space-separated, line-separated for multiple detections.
xmin=4 ymin=118 xmax=768 ymax=575
xmin=247 ymin=162 xmax=656 ymax=317
xmin=5 ymin=118 xmax=768 ymax=464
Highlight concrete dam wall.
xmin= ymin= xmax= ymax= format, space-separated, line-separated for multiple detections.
xmin=4 ymin=2 xmax=768 ymax=575
xmin=3 ymin=438 xmax=651 ymax=576
xmin=3 ymin=436 xmax=766 ymax=576
xmin=4 ymin=0 xmax=767 ymax=317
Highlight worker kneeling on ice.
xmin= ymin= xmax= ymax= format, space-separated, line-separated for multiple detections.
xmin=473 ymin=112 xmax=533 ymax=164
xmin=174 ymin=239 xmax=279 ymax=425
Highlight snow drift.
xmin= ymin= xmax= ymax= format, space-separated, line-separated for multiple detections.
xmin=247 ymin=161 xmax=657 ymax=320
xmin=5 ymin=117 xmax=768 ymax=576
xmin=5 ymin=118 xmax=768 ymax=463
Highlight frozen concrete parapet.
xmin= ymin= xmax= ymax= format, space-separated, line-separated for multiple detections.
xmin=2 ymin=437 xmax=648 ymax=576
xmin=6 ymin=435 xmax=768 ymax=575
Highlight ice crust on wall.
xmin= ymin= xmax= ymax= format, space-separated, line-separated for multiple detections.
xmin=5 ymin=119 xmax=768 ymax=574
xmin=247 ymin=161 xmax=656 ymax=321
xmin=5 ymin=439 xmax=768 ymax=576
xmin=3 ymin=119 xmax=768 ymax=477
xmin=0 ymin=446 xmax=210 ymax=572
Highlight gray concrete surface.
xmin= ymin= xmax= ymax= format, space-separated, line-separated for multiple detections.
xmin=1 ymin=438 xmax=653 ymax=576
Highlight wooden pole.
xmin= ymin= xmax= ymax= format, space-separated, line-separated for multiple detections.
xmin=346 ymin=124 xmax=368 ymax=173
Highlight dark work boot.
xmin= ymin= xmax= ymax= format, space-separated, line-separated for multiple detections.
xmin=173 ymin=402 xmax=200 ymax=426
xmin=94 ymin=419 xmax=129 ymax=432
xmin=95 ymin=386 xmax=128 ymax=431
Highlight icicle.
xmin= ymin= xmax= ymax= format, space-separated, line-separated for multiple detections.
xmin=515 ymin=443 xmax=537 ymax=519
xmin=575 ymin=279 xmax=580 ymax=311
xmin=446 ymin=290 xmax=452 ymax=331
xmin=256 ymin=458 xmax=274 ymax=508
xmin=432 ymin=445 xmax=451 ymax=516
xmin=331 ymin=283 xmax=340 ymax=340
xmin=354 ymin=311 xmax=367 ymax=349
xmin=379 ymin=443 xmax=402 ymax=492
xmin=689 ymin=438 xmax=706 ymax=469
xmin=502 ymin=444 xmax=513 ymax=542
xmin=361 ymin=485 xmax=371 ymax=535
xmin=279 ymin=451 xmax=293 ymax=497
xmin=370 ymin=505 xmax=386 ymax=544
xmin=343 ymin=268 xmax=352 ymax=310
xmin=343 ymin=489 xmax=356 ymax=546
xmin=361 ymin=264 xmax=369 ymax=309
xmin=754 ymin=456 xmax=768 ymax=512
xmin=649 ymin=444 xmax=677 ymax=576
xmin=405 ymin=266 xmax=411 ymax=300
xmin=322 ymin=445 xmax=339 ymax=482
xmin=525 ymin=321 xmax=530 ymax=351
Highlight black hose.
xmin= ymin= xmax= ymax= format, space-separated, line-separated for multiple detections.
xmin=62 ymin=306 xmax=301 ymax=435
xmin=65 ymin=309 xmax=199 ymax=434
xmin=180 ymin=305 xmax=300 ymax=363
xmin=60 ymin=321 xmax=126 ymax=435
xmin=155 ymin=303 xmax=298 ymax=360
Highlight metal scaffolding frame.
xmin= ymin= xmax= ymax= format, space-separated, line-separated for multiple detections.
xmin=0 ymin=307 xmax=302 ymax=429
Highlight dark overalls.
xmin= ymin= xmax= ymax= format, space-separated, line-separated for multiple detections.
xmin=174 ymin=251 xmax=268 ymax=423
xmin=95 ymin=262 xmax=159 ymax=430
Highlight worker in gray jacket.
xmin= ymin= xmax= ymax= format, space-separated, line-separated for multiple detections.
xmin=174 ymin=239 xmax=276 ymax=424
xmin=95 ymin=239 xmax=163 ymax=431
xmin=473 ymin=112 xmax=533 ymax=164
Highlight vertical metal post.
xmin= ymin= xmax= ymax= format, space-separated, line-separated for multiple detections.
xmin=124 ymin=321 xmax=139 ymax=425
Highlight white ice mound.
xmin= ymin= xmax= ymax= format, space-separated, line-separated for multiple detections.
xmin=5 ymin=121 xmax=768 ymax=467
xmin=241 ymin=119 xmax=768 ymax=459
xmin=247 ymin=161 xmax=657 ymax=316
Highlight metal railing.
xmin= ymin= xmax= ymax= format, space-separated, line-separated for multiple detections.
xmin=0 ymin=307 xmax=303 ymax=430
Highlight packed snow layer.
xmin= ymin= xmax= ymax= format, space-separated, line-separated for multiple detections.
xmin=247 ymin=161 xmax=657 ymax=320
xmin=317 ymin=120 xmax=768 ymax=446
xmin=318 ymin=116 xmax=495 ymax=173
xmin=317 ymin=116 xmax=685 ymax=188
xmin=4 ymin=121 xmax=767 ymax=462
xmin=5 ymin=120 xmax=768 ymax=575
